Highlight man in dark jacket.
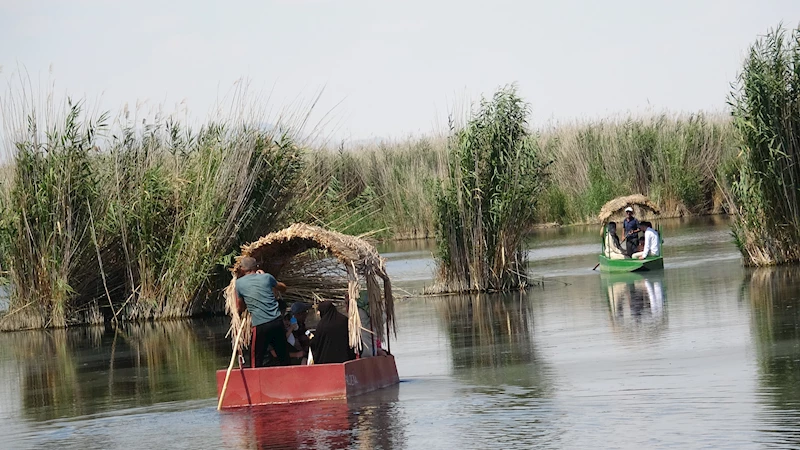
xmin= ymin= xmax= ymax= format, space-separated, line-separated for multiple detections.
xmin=622 ymin=207 xmax=640 ymax=257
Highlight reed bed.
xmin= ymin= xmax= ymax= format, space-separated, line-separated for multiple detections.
xmin=296 ymin=136 xmax=448 ymax=239
xmin=0 ymin=95 xmax=308 ymax=330
xmin=312 ymin=114 xmax=736 ymax=239
xmin=0 ymin=75 xmax=747 ymax=329
xmin=540 ymin=113 xmax=735 ymax=223
xmin=725 ymin=25 xmax=800 ymax=266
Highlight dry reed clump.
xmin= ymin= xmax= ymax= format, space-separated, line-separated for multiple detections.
xmin=223 ymin=223 xmax=395 ymax=353
xmin=724 ymin=25 xmax=800 ymax=266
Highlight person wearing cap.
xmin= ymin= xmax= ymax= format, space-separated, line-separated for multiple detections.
xmin=234 ymin=256 xmax=290 ymax=367
xmin=622 ymin=207 xmax=640 ymax=257
xmin=290 ymin=301 xmax=312 ymax=362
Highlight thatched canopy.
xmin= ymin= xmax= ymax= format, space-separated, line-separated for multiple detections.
xmin=598 ymin=194 xmax=661 ymax=223
xmin=224 ymin=223 xmax=395 ymax=355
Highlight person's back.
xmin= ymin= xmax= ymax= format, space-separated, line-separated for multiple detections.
xmin=311 ymin=301 xmax=356 ymax=364
xmin=236 ymin=273 xmax=280 ymax=326
xmin=632 ymin=222 xmax=660 ymax=259
xmin=234 ymin=256 xmax=290 ymax=367
xmin=644 ymin=227 xmax=660 ymax=256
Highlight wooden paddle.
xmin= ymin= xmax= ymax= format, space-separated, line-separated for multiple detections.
xmin=217 ymin=319 xmax=247 ymax=410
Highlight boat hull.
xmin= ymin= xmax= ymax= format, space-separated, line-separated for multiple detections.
xmin=597 ymin=255 xmax=664 ymax=273
xmin=216 ymin=355 xmax=399 ymax=408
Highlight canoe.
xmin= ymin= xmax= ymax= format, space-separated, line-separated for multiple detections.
xmin=597 ymin=255 xmax=664 ymax=273
xmin=216 ymin=354 xmax=399 ymax=408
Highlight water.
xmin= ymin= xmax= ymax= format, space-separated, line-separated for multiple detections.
xmin=3 ymin=216 xmax=800 ymax=448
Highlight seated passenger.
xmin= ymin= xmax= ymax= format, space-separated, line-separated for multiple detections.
xmin=263 ymin=312 xmax=305 ymax=366
xmin=309 ymin=301 xmax=356 ymax=364
xmin=283 ymin=312 xmax=305 ymax=364
xmin=290 ymin=301 xmax=312 ymax=363
xmin=632 ymin=221 xmax=661 ymax=260
xmin=604 ymin=222 xmax=627 ymax=260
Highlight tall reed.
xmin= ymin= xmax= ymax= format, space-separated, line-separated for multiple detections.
xmin=432 ymin=86 xmax=549 ymax=292
xmin=0 ymin=99 xmax=306 ymax=330
xmin=0 ymin=101 xmax=106 ymax=329
xmin=726 ymin=25 xmax=800 ymax=266
xmin=296 ymin=137 xmax=447 ymax=238
xmin=95 ymin=119 xmax=304 ymax=321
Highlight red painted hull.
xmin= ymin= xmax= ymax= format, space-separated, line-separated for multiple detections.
xmin=216 ymin=355 xmax=399 ymax=408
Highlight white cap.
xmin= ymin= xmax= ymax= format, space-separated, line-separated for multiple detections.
xmin=625 ymin=207 xmax=633 ymax=212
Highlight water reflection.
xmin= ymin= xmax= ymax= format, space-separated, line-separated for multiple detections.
xmin=746 ymin=267 xmax=800 ymax=446
xmin=5 ymin=319 xmax=230 ymax=421
xmin=220 ymin=385 xmax=403 ymax=449
xmin=601 ymin=273 xmax=667 ymax=333
xmin=436 ymin=292 xmax=550 ymax=389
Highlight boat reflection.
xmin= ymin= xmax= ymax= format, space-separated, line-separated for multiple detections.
xmin=602 ymin=272 xmax=667 ymax=331
xmin=220 ymin=384 xmax=403 ymax=449
xmin=746 ymin=267 xmax=800 ymax=447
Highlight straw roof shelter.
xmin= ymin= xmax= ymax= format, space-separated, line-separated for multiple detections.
xmin=598 ymin=194 xmax=661 ymax=224
xmin=224 ymin=223 xmax=395 ymax=354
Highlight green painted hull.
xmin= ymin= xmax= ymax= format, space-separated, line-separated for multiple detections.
xmin=597 ymin=255 xmax=664 ymax=273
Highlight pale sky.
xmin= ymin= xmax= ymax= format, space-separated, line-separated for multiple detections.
xmin=2 ymin=0 xmax=800 ymax=142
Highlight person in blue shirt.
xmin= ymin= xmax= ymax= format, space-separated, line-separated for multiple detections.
xmin=235 ymin=256 xmax=289 ymax=367
xmin=622 ymin=207 xmax=640 ymax=257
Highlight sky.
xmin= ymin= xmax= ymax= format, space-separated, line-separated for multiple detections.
xmin=2 ymin=0 xmax=800 ymax=143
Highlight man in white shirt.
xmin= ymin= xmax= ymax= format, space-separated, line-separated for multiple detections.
xmin=632 ymin=221 xmax=660 ymax=260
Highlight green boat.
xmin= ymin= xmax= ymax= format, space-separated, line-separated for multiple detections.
xmin=597 ymin=194 xmax=664 ymax=274
xmin=597 ymin=254 xmax=664 ymax=273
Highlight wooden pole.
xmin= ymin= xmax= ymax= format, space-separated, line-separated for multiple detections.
xmin=217 ymin=319 xmax=247 ymax=410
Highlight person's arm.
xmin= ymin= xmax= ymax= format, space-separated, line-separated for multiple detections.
xmin=236 ymin=293 xmax=246 ymax=314
xmin=273 ymin=281 xmax=287 ymax=299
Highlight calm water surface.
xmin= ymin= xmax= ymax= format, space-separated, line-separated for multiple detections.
xmin=2 ymin=217 xmax=800 ymax=449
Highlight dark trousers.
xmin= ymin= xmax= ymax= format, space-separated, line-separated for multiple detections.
xmin=251 ymin=318 xmax=290 ymax=368
xmin=625 ymin=238 xmax=638 ymax=257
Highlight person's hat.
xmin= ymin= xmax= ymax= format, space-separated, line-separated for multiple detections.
xmin=625 ymin=207 xmax=634 ymax=212
xmin=290 ymin=302 xmax=312 ymax=315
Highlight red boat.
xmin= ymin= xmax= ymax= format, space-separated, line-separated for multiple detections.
xmin=216 ymin=224 xmax=400 ymax=409
xmin=216 ymin=355 xmax=399 ymax=408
